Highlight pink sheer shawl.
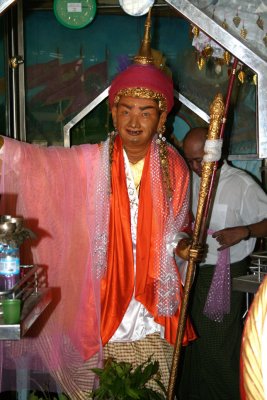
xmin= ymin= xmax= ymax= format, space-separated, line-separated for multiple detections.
xmin=0 ymin=137 xmax=102 ymax=399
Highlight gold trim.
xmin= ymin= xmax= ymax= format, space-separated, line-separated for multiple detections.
xmin=114 ymin=87 xmax=167 ymax=112
xmin=193 ymin=93 xmax=224 ymax=242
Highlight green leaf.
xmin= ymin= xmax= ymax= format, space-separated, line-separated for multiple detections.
xmin=90 ymin=356 xmax=166 ymax=400
xmin=153 ymin=378 xmax=167 ymax=395
xmin=91 ymin=367 xmax=105 ymax=377
xmin=125 ymin=387 xmax=141 ymax=399
xmin=139 ymin=361 xmax=158 ymax=385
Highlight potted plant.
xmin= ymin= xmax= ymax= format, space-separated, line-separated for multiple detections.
xmin=90 ymin=356 xmax=167 ymax=399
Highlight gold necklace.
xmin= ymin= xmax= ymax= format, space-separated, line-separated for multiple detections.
xmin=129 ymin=159 xmax=144 ymax=192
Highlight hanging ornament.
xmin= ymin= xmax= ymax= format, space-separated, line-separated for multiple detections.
xmin=263 ymin=33 xmax=267 ymax=47
xmin=240 ymin=23 xmax=248 ymax=39
xmin=238 ymin=70 xmax=246 ymax=84
xmin=222 ymin=18 xmax=228 ymax=30
xmin=215 ymin=64 xmax=222 ymax=75
xmin=256 ymin=15 xmax=264 ymax=30
xmin=197 ymin=56 xmax=205 ymax=71
xmin=233 ymin=12 xmax=241 ymax=28
xmin=192 ymin=25 xmax=199 ymax=38
xmin=203 ymin=44 xmax=213 ymax=57
xmin=253 ymin=74 xmax=257 ymax=86
xmin=223 ymin=50 xmax=231 ymax=65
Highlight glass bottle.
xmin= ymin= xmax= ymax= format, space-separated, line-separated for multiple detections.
xmin=0 ymin=221 xmax=20 ymax=291
xmin=0 ymin=244 xmax=20 ymax=291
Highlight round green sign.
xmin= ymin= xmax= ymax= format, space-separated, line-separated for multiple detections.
xmin=53 ymin=0 xmax=96 ymax=29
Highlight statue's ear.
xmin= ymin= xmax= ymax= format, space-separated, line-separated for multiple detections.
xmin=157 ymin=111 xmax=167 ymax=132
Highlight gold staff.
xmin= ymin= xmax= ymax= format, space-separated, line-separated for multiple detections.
xmin=167 ymin=92 xmax=225 ymax=400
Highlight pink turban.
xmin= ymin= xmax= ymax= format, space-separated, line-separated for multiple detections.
xmin=109 ymin=64 xmax=174 ymax=114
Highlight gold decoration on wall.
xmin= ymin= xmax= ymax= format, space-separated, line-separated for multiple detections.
xmin=191 ymin=15 xmax=257 ymax=86
xmin=253 ymin=74 xmax=257 ymax=86
xmin=233 ymin=12 xmax=241 ymax=28
xmin=223 ymin=51 xmax=231 ymax=65
xmin=192 ymin=25 xmax=199 ymax=38
xmin=238 ymin=70 xmax=246 ymax=83
xmin=263 ymin=33 xmax=267 ymax=47
xmin=240 ymin=24 xmax=248 ymax=39
xmin=221 ymin=18 xmax=228 ymax=29
xmin=203 ymin=44 xmax=213 ymax=57
xmin=256 ymin=15 xmax=264 ymax=30
xmin=197 ymin=56 xmax=205 ymax=70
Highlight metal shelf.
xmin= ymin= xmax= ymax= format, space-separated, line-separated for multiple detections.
xmin=0 ymin=265 xmax=53 ymax=340
xmin=232 ymin=274 xmax=264 ymax=294
xmin=232 ymin=251 xmax=267 ymax=294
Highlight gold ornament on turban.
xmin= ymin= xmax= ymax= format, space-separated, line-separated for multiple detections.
xmin=133 ymin=8 xmax=154 ymax=65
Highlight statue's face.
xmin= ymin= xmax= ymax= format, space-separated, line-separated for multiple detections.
xmin=112 ymin=96 xmax=166 ymax=154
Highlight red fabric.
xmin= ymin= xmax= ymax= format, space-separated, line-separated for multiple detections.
xmin=109 ymin=64 xmax=174 ymax=113
xmin=101 ymin=136 xmax=195 ymax=346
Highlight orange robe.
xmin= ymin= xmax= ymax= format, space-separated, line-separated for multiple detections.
xmin=101 ymin=135 xmax=196 ymax=346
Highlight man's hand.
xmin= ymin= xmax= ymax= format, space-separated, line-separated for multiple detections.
xmin=212 ymin=226 xmax=251 ymax=251
xmin=175 ymin=238 xmax=206 ymax=263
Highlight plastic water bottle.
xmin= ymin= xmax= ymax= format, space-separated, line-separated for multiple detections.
xmin=0 ymin=244 xmax=20 ymax=291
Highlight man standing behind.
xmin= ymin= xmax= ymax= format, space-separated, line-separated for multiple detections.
xmin=179 ymin=127 xmax=267 ymax=400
